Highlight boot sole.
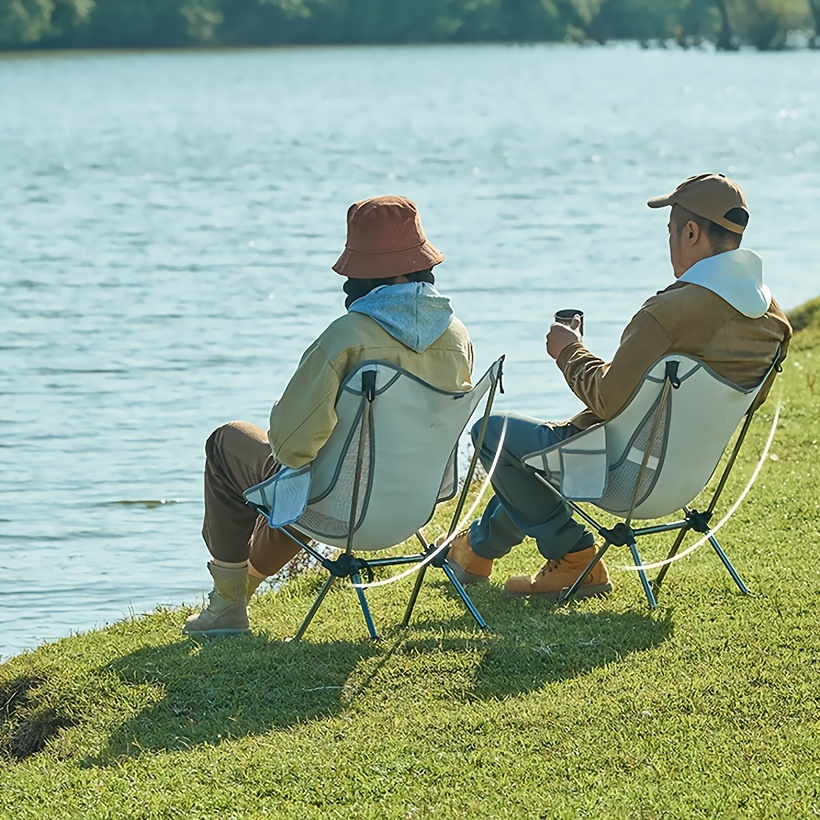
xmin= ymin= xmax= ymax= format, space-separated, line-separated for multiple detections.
xmin=502 ymin=582 xmax=613 ymax=601
xmin=448 ymin=570 xmax=490 ymax=586
xmin=182 ymin=626 xmax=252 ymax=637
xmin=445 ymin=560 xmax=490 ymax=587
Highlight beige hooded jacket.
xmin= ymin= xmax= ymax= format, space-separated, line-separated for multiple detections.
xmin=268 ymin=285 xmax=473 ymax=469
xmin=556 ymin=249 xmax=792 ymax=430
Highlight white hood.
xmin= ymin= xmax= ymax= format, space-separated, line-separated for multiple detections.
xmin=678 ymin=249 xmax=771 ymax=318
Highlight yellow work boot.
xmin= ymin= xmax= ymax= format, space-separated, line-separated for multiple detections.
xmin=503 ymin=545 xmax=612 ymax=601
xmin=437 ymin=528 xmax=493 ymax=586
xmin=183 ymin=562 xmax=251 ymax=636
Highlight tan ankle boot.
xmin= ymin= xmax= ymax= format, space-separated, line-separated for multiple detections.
xmin=503 ymin=545 xmax=612 ymax=601
xmin=437 ymin=528 xmax=493 ymax=585
xmin=183 ymin=562 xmax=251 ymax=636
xmin=246 ymin=572 xmax=266 ymax=604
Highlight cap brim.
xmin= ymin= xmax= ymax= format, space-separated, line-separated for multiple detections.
xmin=647 ymin=194 xmax=674 ymax=209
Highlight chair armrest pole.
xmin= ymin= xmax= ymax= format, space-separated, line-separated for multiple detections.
xmin=704 ymin=408 xmax=757 ymax=516
xmin=446 ymin=358 xmax=504 ymax=538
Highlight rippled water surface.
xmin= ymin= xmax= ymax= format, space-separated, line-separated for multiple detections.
xmin=1 ymin=44 xmax=818 ymax=659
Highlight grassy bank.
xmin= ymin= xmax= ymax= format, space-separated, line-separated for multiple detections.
xmin=2 ymin=300 xmax=819 ymax=819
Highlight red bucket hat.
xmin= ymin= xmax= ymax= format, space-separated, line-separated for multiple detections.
xmin=332 ymin=195 xmax=444 ymax=280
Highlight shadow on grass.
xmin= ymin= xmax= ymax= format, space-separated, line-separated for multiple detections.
xmin=83 ymin=632 xmax=379 ymax=766
xmin=81 ymin=582 xmax=673 ymax=765
xmin=479 ymin=609 xmax=674 ymax=699
xmin=402 ymin=582 xmax=675 ymax=700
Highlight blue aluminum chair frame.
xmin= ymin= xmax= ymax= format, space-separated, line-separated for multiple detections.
xmin=245 ymin=358 xmax=504 ymax=641
xmin=524 ymin=355 xmax=780 ymax=609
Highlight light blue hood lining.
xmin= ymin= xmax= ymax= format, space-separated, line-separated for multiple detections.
xmin=678 ymin=249 xmax=771 ymax=319
xmin=348 ymin=282 xmax=454 ymax=353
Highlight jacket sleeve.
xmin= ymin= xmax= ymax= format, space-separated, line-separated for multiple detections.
xmin=556 ymin=308 xmax=672 ymax=422
xmin=267 ymin=339 xmax=345 ymax=469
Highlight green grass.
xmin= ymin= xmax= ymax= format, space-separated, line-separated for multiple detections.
xmin=2 ymin=304 xmax=820 ymax=819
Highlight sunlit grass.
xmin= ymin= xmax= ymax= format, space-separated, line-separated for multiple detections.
xmin=1 ymin=303 xmax=818 ymax=819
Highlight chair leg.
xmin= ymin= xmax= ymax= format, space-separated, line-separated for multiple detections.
xmin=352 ymin=571 xmax=380 ymax=640
xmin=442 ymin=562 xmax=490 ymax=631
xmin=708 ymin=534 xmax=750 ymax=595
xmin=558 ymin=541 xmax=612 ymax=604
xmin=652 ymin=527 xmax=688 ymax=591
xmin=292 ymin=574 xmax=337 ymax=642
xmin=402 ymin=564 xmax=428 ymax=628
xmin=628 ymin=539 xmax=657 ymax=609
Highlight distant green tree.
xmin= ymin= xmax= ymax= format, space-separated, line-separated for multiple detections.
xmin=447 ymin=0 xmax=509 ymax=42
xmin=66 ymin=0 xmax=199 ymax=47
xmin=0 ymin=0 xmax=818 ymax=52
xmin=0 ymin=0 xmax=92 ymax=46
xmin=726 ymin=0 xmax=812 ymax=49
xmin=549 ymin=0 xmax=603 ymax=41
xmin=218 ymin=0 xmax=317 ymax=46
xmin=498 ymin=0 xmax=564 ymax=41
xmin=180 ymin=0 xmax=222 ymax=42
xmin=566 ymin=0 xmax=603 ymax=23
xmin=674 ymin=0 xmax=724 ymax=46
xmin=807 ymin=0 xmax=819 ymax=45
xmin=0 ymin=0 xmax=54 ymax=45
xmin=51 ymin=0 xmax=94 ymax=31
xmin=586 ymin=0 xmax=678 ymax=42
xmin=712 ymin=0 xmax=737 ymax=49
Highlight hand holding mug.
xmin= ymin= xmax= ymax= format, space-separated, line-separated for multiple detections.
xmin=546 ymin=310 xmax=584 ymax=360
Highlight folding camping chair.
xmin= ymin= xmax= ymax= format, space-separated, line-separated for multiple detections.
xmin=244 ymin=356 xmax=505 ymax=640
xmin=521 ymin=352 xmax=781 ymax=608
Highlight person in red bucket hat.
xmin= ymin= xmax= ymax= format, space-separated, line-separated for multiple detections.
xmin=184 ymin=196 xmax=474 ymax=637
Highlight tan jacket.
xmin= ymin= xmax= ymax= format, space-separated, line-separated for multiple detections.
xmin=557 ymin=280 xmax=792 ymax=430
xmin=268 ymin=312 xmax=474 ymax=468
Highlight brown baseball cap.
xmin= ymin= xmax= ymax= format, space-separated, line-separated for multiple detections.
xmin=647 ymin=173 xmax=749 ymax=234
xmin=332 ymin=195 xmax=444 ymax=280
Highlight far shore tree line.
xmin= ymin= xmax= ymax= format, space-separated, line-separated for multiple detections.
xmin=1 ymin=0 xmax=819 ymax=52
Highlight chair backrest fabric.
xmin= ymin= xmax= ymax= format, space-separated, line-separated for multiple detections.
xmin=524 ymin=355 xmax=775 ymax=520
xmin=294 ymin=358 xmax=502 ymax=551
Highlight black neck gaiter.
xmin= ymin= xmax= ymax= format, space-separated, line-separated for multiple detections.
xmin=343 ymin=270 xmax=435 ymax=310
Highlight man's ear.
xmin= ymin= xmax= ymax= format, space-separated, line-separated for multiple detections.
xmin=685 ymin=220 xmax=701 ymax=246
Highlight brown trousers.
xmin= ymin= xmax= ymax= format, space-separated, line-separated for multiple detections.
xmin=202 ymin=421 xmax=303 ymax=576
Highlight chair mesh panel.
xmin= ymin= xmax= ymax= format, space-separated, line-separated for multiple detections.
xmin=597 ymin=397 xmax=670 ymax=514
xmin=436 ymin=446 xmax=458 ymax=503
xmin=299 ymin=421 xmax=372 ymax=539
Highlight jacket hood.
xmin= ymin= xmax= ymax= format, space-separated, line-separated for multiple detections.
xmin=678 ymin=249 xmax=771 ymax=318
xmin=348 ymin=282 xmax=453 ymax=353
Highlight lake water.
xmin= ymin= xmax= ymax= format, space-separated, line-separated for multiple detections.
xmin=1 ymin=43 xmax=818 ymax=660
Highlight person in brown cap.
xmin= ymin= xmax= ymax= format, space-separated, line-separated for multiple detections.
xmin=184 ymin=196 xmax=474 ymax=636
xmin=444 ymin=173 xmax=792 ymax=600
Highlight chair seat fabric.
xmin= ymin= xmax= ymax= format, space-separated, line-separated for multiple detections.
xmin=245 ymin=358 xmax=503 ymax=551
xmin=523 ymin=355 xmax=774 ymax=520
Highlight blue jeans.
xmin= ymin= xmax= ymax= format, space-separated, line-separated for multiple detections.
xmin=469 ymin=412 xmax=595 ymax=561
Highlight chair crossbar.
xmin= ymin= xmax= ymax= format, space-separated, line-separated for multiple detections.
xmin=556 ymin=497 xmax=751 ymax=608
xmin=287 ymin=532 xmax=491 ymax=640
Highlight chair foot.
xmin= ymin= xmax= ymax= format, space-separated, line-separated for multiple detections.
xmin=442 ymin=563 xmax=490 ymax=630
xmin=708 ymin=535 xmax=750 ymax=595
